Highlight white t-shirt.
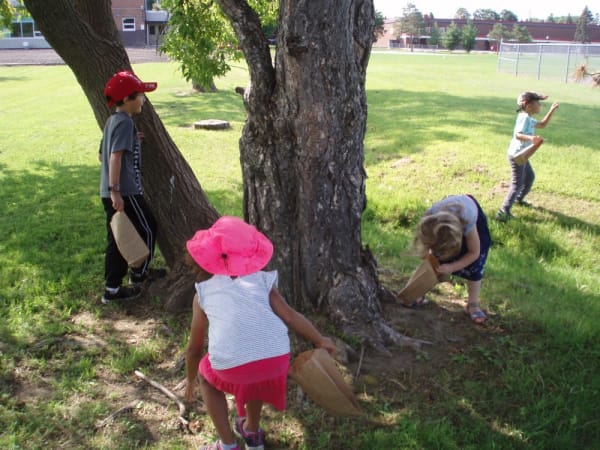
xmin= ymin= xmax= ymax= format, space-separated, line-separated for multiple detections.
xmin=195 ymin=270 xmax=290 ymax=370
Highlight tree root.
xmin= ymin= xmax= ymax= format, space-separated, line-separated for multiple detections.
xmin=379 ymin=322 xmax=433 ymax=352
xmin=134 ymin=370 xmax=190 ymax=432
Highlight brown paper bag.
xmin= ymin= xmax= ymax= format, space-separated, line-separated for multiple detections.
xmin=397 ymin=255 xmax=439 ymax=306
xmin=289 ymin=348 xmax=361 ymax=417
xmin=513 ymin=138 xmax=544 ymax=165
xmin=110 ymin=211 xmax=150 ymax=267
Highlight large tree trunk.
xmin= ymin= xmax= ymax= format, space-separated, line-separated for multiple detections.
xmin=218 ymin=0 xmax=411 ymax=351
xmin=24 ymin=0 xmax=219 ymax=309
xmin=26 ymin=0 xmax=424 ymax=351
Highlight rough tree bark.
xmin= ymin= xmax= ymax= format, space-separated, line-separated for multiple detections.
xmin=218 ymin=0 xmax=414 ymax=352
xmin=24 ymin=0 xmax=424 ymax=352
xmin=23 ymin=0 xmax=219 ymax=309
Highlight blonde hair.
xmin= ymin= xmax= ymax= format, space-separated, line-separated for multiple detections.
xmin=414 ymin=204 xmax=466 ymax=261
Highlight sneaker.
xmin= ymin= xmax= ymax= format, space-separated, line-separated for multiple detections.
xmin=516 ymin=200 xmax=533 ymax=208
xmin=233 ymin=417 xmax=265 ymax=450
xmin=199 ymin=441 xmax=241 ymax=450
xmin=101 ymin=285 xmax=141 ymax=304
xmin=495 ymin=209 xmax=514 ymax=222
xmin=129 ymin=267 xmax=167 ymax=286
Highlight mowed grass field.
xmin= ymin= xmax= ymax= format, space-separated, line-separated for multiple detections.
xmin=0 ymin=51 xmax=599 ymax=449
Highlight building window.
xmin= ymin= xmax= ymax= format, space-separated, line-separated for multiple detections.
xmin=123 ymin=18 xmax=135 ymax=32
xmin=149 ymin=25 xmax=156 ymax=35
xmin=11 ymin=21 xmax=35 ymax=38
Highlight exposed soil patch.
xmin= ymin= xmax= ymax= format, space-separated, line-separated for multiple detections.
xmin=12 ymin=270 xmax=500 ymax=448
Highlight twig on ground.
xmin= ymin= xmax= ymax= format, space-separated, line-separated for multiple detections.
xmin=355 ymin=345 xmax=365 ymax=378
xmin=170 ymin=353 xmax=186 ymax=374
xmin=94 ymin=402 xmax=140 ymax=431
xmin=173 ymin=377 xmax=187 ymax=391
xmin=389 ymin=378 xmax=408 ymax=391
xmin=134 ymin=370 xmax=190 ymax=432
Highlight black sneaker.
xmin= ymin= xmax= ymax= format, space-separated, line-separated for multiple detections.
xmin=101 ymin=285 xmax=142 ymax=304
xmin=495 ymin=209 xmax=514 ymax=222
xmin=516 ymin=200 xmax=533 ymax=208
xmin=129 ymin=268 xmax=167 ymax=286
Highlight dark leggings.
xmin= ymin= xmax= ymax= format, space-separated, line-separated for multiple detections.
xmin=501 ymin=158 xmax=535 ymax=213
xmin=102 ymin=195 xmax=157 ymax=288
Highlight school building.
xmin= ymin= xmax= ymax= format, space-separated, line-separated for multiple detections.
xmin=3 ymin=3 xmax=599 ymax=51
xmin=374 ymin=18 xmax=600 ymax=51
xmin=1 ymin=0 xmax=169 ymax=49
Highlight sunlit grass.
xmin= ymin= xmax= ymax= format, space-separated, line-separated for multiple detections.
xmin=0 ymin=52 xmax=599 ymax=448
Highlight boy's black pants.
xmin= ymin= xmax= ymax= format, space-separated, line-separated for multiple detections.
xmin=102 ymin=195 xmax=157 ymax=289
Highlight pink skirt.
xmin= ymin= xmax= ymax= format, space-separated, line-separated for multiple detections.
xmin=199 ymin=353 xmax=290 ymax=417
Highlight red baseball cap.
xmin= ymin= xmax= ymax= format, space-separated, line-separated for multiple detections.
xmin=104 ymin=71 xmax=157 ymax=107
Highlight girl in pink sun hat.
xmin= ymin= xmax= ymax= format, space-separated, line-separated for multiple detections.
xmin=184 ymin=216 xmax=336 ymax=450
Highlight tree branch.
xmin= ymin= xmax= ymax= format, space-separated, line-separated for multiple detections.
xmin=134 ymin=370 xmax=190 ymax=432
xmin=94 ymin=402 xmax=140 ymax=430
xmin=216 ymin=0 xmax=276 ymax=110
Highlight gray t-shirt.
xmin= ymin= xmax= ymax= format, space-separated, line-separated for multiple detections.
xmin=426 ymin=195 xmax=477 ymax=235
xmin=99 ymin=112 xmax=143 ymax=198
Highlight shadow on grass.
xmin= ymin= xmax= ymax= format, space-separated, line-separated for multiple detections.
xmin=151 ymin=88 xmax=246 ymax=129
xmin=0 ymin=158 xmax=241 ymax=317
xmin=361 ymin=201 xmax=600 ymax=449
xmin=2 ymin=159 xmax=599 ymax=447
xmin=525 ymin=204 xmax=600 ymax=236
xmin=365 ymin=90 xmax=598 ymax=165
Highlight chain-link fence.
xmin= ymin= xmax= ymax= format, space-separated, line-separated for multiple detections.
xmin=497 ymin=42 xmax=600 ymax=83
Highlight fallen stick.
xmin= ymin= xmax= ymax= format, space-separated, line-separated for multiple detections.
xmin=355 ymin=345 xmax=365 ymax=378
xmin=389 ymin=378 xmax=408 ymax=391
xmin=134 ymin=370 xmax=190 ymax=431
xmin=95 ymin=402 xmax=139 ymax=430
xmin=173 ymin=377 xmax=187 ymax=391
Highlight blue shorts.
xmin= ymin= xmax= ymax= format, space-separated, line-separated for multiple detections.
xmin=442 ymin=195 xmax=491 ymax=282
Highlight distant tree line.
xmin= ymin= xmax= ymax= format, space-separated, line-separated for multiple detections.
xmin=384 ymin=4 xmax=598 ymax=51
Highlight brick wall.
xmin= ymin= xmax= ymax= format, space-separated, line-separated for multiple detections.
xmin=111 ymin=0 xmax=146 ymax=47
xmin=375 ymin=18 xmax=600 ymax=49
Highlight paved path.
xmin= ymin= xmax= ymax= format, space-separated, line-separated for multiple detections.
xmin=0 ymin=47 xmax=168 ymax=66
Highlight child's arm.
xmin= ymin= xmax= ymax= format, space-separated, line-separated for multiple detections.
xmin=436 ymin=228 xmax=480 ymax=275
xmin=515 ymin=132 xmax=543 ymax=145
xmin=269 ymin=288 xmax=336 ymax=354
xmin=535 ymin=102 xmax=559 ymax=128
xmin=512 ymin=136 xmax=545 ymax=164
xmin=108 ymin=150 xmax=124 ymax=211
xmin=184 ymin=294 xmax=207 ymax=401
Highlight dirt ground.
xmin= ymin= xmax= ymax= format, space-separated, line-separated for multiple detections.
xmin=14 ymin=271 xmax=498 ymax=448
xmin=14 ymin=273 xmax=501 ymax=450
xmin=5 ymin=48 xmax=499 ymax=446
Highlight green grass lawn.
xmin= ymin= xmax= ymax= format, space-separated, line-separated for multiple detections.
xmin=0 ymin=52 xmax=599 ymax=449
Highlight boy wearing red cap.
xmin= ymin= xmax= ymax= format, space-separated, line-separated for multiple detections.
xmin=497 ymin=91 xmax=559 ymax=221
xmin=99 ymin=71 xmax=164 ymax=303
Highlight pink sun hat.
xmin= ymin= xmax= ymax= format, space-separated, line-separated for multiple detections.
xmin=186 ymin=216 xmax=274 ymax=276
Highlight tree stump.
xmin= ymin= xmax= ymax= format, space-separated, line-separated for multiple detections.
xmin=193 ymin=119 xmax=230 ymax=130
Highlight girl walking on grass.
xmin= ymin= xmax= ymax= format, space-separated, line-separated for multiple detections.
xmin=497 ymin=91 xmax=559 ymax=221
xmin=184 ymin=216 xmax=336 ymax=450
